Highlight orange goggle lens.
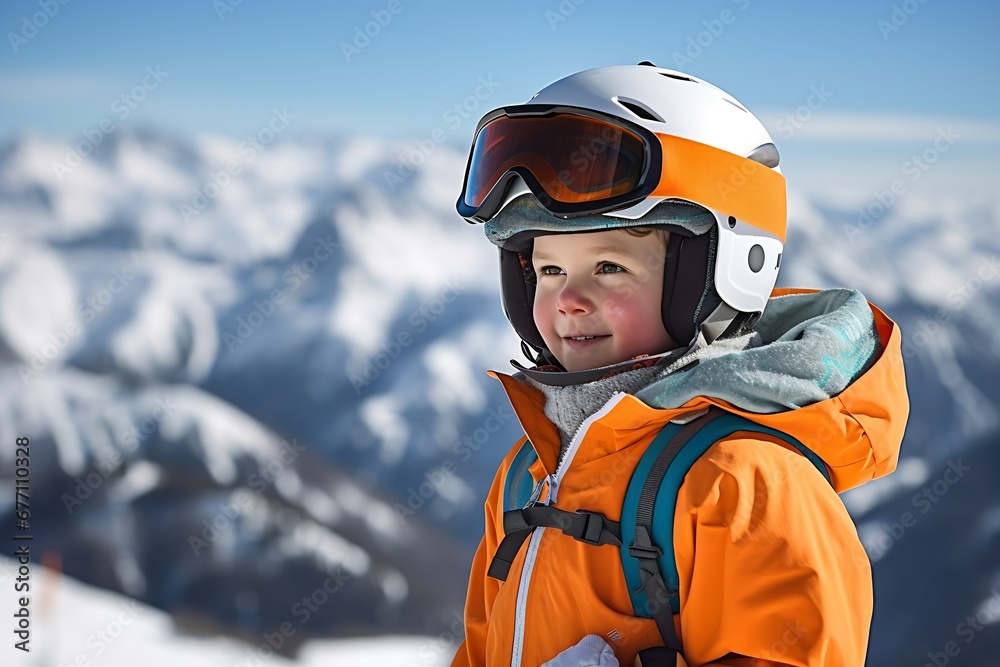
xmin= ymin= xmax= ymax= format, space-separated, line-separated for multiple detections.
xmin=464 ymin=113 xmax=648 ymax=207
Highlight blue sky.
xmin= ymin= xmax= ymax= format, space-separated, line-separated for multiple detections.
xmin=1 ymin=0 xmax=997 ymax=202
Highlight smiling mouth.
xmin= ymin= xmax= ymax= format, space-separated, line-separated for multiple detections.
xmin=562 ymin=335 xmax=610 ymax=347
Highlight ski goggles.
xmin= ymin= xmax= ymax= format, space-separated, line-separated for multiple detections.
xmin=456 ymin=105 xmax=787 ymax=242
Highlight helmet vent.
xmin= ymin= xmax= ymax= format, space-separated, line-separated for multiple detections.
xmin=723 ymin=97 xmax=748 ymax=113
xmin=747 ymin=143 xmax=780 ymax=168
xmin=615 ymin=97 xmax=664 ymax=122
xmin=659 ymin=72 xmax=694 ymax=83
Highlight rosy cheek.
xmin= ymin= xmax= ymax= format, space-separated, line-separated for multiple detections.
xmin=533 ymin=291 xmax=556 ymax=337
xmin=602 ymin=285 xmax=661 ymax=334
xmin=600 ymin=292 xmax=640 ymax=322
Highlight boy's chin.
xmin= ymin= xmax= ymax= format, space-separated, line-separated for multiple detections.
xmin=559 ymin=353 xmax=630 ymax=373
xmin=548 ymin=334 xmax=680 ymax=372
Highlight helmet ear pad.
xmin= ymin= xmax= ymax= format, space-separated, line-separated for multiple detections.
xmin=661 ymin=226 xmax=720 ymax=347
xmin=500 ymin=246 xmax=546 ymax=351
xmin=662 ymin=224 xmax=763 ymax=345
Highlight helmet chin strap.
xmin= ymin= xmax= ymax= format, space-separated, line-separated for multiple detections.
xmin=520 ymin=339 xmax=566 ymax=370
xmin=686 ymin=301 xmax=741 ymax=354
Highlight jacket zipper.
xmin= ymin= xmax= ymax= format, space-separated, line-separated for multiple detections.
xmin=509 ymin=392 xmax=628 ymax=667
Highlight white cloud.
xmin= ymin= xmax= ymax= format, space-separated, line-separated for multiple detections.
xmin=758 ymin=110 xmax=1000 ymax=143
xmin=0 ymin=72 xmax=117 ymax=106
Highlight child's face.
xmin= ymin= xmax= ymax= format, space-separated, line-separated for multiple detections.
xmin=531 ymin=229 xmax=677 ymax=372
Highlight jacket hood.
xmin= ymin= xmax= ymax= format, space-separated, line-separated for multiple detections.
xmin=488 ymin=287 xmax=909 ymax=493
xmin=635 ymin=287 xmax=881 ymax=413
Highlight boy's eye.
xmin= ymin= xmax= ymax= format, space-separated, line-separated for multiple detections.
xmin=537 ymin=266 xmax=563 ymax=276
xmin=598 ymin=262 xmax=624 ymax=274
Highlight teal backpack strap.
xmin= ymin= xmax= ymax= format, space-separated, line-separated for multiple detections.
xmin=620 ymin=407 xmax=832 ymax=654
xmin=487 ymin=439 xmax=538 ymax=581
xmin=504 ymin=438 xmax=538 ymax=511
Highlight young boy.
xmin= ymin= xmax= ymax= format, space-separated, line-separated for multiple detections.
xmin=450 ymin=64 xmax=908 ymax=667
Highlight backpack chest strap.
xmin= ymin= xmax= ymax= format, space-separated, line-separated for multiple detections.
xmin=487 ymin=506 xmax=622 ymax=581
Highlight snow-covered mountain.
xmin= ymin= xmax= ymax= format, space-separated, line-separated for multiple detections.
xmin=0 ymin=127 xmax=997 ymax=664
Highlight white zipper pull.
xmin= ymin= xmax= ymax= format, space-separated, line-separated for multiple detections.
xmin=543 ymin=473 xmax=559 ymax=506
xmin=524 ymin=473 xmax=556 ymax=508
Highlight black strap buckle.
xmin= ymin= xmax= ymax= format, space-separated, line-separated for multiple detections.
xmin=573 ymin=511 xmax=606 ymax=545
xmin=628 ymin=525 xmax=663 ymax=560
xmin=628 ymin=542 xmax=663 ymax=560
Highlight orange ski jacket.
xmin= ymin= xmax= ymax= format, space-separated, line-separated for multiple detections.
xmin=450 ymin=289 xmax=908 ymax=667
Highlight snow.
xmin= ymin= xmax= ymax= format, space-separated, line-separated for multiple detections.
xmin=43 ymin=384 xmax=90 ymax=475
xmin=109 ymin=262 xmax=224 ymax=382
xmin=424 ymin=341 xmax=487 ymax=415
xmin=300 ymin=488 xmax=343 ymax=524
xmin=280 ymin=520 xmax=371 ymax=577
xmin=0 ymin=243 xmax=80 ymax=364
xmin=0 ymin=557 xmax=450 ymax=666
xmin=359 ymin=394 xmax=411 ymax=466
xmin=332 ymin=263 xmax=404 ymax=356
xmin=841 ymin=457 xmax=930 ymax=516
xmin=108 ymin=461 xmax=162 ymax=504
xmin=117 ymin=139 xmax=189 ymax=196
xmin=151 ymin=386 xmax=289 ymax=484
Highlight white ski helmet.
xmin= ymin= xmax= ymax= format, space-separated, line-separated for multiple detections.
xmin=456 ymin=63 xmax=786 ymax=366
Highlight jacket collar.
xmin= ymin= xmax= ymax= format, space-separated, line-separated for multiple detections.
xmin=487 ymin=287 xmax=909 ymax=493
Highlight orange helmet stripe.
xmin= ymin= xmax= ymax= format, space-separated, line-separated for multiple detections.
xmin=651 ymin=133 xmax=787 ymax=242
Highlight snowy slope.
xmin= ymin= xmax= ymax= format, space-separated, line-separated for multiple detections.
xmin=0 ymin=556 xmax=452 ymax=666
xmin=0 ymin=362 xmax=470 ymax=640
xmin=0 ymin=128 xmax=998 ymax=659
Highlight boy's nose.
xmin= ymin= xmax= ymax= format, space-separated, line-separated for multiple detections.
xmin=557 ymin=282 xmax=594 ymax=314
